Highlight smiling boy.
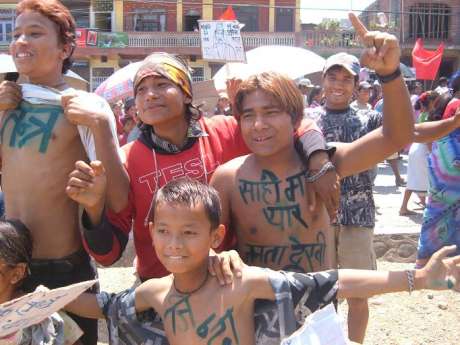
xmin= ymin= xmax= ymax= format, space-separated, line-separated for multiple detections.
xmin=210 ymin=13 xmax=413 ymax=274
xmin=66 ymin=178 xmax=460 ymax=345
xmin=0 ymin=1 xmax=127 ymax=344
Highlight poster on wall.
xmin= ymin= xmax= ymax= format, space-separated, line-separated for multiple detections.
xmin=198 ymin=20 xmax=246 ymax=63
xmin=75 ymin=28 xmax=87 ymax=47
xmin=86 ymin=30 xmax=98 ymax=46
xmin=97 ymin=32 xmax=129 ymax=48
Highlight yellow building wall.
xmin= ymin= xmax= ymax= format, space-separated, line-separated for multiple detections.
xmin=269 ymin=0 xmax=275 ymax=32
xmin=89 ymin=56 xmax=119 ymax=69
xmin=177 ymin=1 xmax=183 ymax=31
xmin=113 ymin=0 xmax=124 ymax=32
xmin=202 ymin=0 xmax=213 ymax=20
xmin=295 ymin=0 xmax=301 ymax=32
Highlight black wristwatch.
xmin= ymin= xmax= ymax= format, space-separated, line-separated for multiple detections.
xmin=376 ymin=67 xmax=401 ymax=84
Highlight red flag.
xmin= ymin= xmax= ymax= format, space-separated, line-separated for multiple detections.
xmin=219 ymin=5 xmax=236 ymax=20
xmin=412 ymin=38 xmax=444 ymax=80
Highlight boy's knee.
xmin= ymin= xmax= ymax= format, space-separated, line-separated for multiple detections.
xmin=347 ymin=297 xmax=369 ymax=310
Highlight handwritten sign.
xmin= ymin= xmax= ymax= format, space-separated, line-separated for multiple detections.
xmin=281 ymin=304 xmax=349 ymax=345
xmin=0 ymin=280 xmax=96 ymax=337
xmin=199 ymin=20 xmax=246 ymax=63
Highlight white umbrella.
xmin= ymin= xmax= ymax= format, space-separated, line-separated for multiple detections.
xmin=213 ymin=45 xmax=326 ymax=91
xmin=94 ymin=61 xmax=143 ymax=103
xmin=0 ymin=54 xmax=89 ymax=90
xmin=0 ymin=53 xmax=17 ymax=74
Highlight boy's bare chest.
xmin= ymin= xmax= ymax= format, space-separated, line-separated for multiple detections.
xmin=1 ymin=105 xmax=80 ymax=158
xmin=232 ymin=168 xmax=331 ymax=273
xmin=161 ymin=292 xmax=249 ymax=345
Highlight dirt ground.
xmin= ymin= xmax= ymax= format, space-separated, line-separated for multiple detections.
xmin=95 ymin=254 xmax=460 ymax=345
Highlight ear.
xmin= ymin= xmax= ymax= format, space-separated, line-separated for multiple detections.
xmin=60 ymin=42 xmax=73 ymax=61
xmin=184 ymin=96 xmax=192 ymax=105
xmin=148 ymin=221 xmax=155 ymax=243
xmin=9 ymin=263 xmax=27 ymax=285
xmin=211 ymin=224 xmax=226 ymax=249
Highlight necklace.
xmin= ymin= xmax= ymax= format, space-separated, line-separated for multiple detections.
xmin=173 ymin=270 xmax=209 ymax=295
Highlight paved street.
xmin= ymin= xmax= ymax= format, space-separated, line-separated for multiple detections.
xmin=373 ymin=155 xmax=423 ymax=235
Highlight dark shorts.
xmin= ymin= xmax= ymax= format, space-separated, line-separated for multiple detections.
xmin=23 ymin=248 xmax=99 ymax=345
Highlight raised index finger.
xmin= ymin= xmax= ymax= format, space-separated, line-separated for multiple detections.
xmin=349 ymin=12 xmax=368 ymax=39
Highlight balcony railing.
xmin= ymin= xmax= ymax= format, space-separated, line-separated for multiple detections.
xmin=301 ymin=29 xmax=362 ymax=49
xmin=127 ymin=31 xmax=295 ymax=49
xmin=91 ymin=76 xmax=109 ymax=91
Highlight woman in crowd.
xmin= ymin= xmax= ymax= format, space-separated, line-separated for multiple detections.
xmin=399 ymin=91 xmax=439 ymax=216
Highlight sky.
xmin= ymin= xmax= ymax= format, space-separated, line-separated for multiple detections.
xmin=301 ymin=0 xmax=376 ymax=24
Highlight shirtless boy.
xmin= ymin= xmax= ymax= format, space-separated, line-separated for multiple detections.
xmin=210 ymin=14 xmax=414 ymax=274
xmin=0 ymin=1 xmax=127 ymax=343
xmin=66 ymin=178 xmax=460 ymax=345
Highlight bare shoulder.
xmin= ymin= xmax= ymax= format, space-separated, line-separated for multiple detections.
xmin=239 ymin=266 xmax=274 ymax=300
xmin=211 ymin=155 xmax=251 ymax=184
xmin=135 ymin=275 xmax=173 ymax=311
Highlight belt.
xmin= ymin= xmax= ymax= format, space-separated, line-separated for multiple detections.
xmin=30 ymin=248 xmax=90 ymax=274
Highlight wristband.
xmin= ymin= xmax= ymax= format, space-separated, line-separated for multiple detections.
xmin=406 ymin=269 xmax=415 ymax=294
xmin=305 ymin=161 xmax=335 ymax=183
xmin=376 ymin=67 xmax=401 ymax=84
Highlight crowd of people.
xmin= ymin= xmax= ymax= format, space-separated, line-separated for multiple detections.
xmin=0 ymin=1 xmax=459 ymax=345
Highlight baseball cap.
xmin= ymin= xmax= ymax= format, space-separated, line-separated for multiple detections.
xmin=358 ymin=81 xmax=372 ymax=90
xmin=323 ymin=53 xmax=360 ymax=76
xmin=298 ymin=78 xmax=313 ymax=88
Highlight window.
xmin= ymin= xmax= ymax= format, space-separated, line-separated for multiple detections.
xmin=91 ymin=67 xmax=114 ymax=91
xmin=191 ymin=67 xmax=204 ymax=83
xmin=63 ymin=1 xmax=90 ymax=28
xmin=233 ymin=6 xmax=259 ymax=31
xmin=276 ymin=7 xmax=294 ymax=32
xmin=133 ymin=10 xmax=166 ymax=32
xmin=93 ymin=0 xmax=113 ymax=12
xmin=184 ymin=10 xmax=201 ymax=32
xmin=93 ymin=0 xmax=113 ymax=31
xmin=0 ymin=9 xmax=14 ymax=45
xmin=409 ymin=3 xmax=450 ymax=40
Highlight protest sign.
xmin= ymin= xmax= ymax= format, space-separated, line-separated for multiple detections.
xmin=280 ymin=304 xmax=349 ymax=345
xmin=199 ymin=20 xmax=246 ymax=63
xmin=0 ymin=280 xmax=96 ymax=337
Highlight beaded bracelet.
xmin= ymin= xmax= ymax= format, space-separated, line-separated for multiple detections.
xmin=305 ymin=161 xmax=335 ymax=183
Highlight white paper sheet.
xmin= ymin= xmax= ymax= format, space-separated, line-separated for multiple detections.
xmin=0 ymin=280 xmax=97 ymax=337
xmin=281 ymin=304 xmax=349 ymax=345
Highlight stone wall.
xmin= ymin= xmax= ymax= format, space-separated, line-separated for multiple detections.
xmin=374 ymin=233 xmax=419 ymax=263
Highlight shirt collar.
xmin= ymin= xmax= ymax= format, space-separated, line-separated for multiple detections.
xmin=150 ymin=118 xmax=208 ymax=153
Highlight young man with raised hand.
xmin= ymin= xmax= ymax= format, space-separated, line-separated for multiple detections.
xmin=210 ymin=13 xmax=413 ymax=344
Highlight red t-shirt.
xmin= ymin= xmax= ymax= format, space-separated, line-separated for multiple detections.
xmin=442 ymin=98 xmax=460 ymax=119
xmin=83 ymin=115 xmax=321 ymax=279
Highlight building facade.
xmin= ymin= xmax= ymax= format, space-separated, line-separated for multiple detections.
xmin=0 ymin=0 xmax=302 ymax=92
xmin=1 ymin=0 xmax=458 ymax=93
xmin=360 ymin=0 xmax=460 ymax=78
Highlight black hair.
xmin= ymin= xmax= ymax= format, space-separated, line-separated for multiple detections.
xmin=450 ymin=71 xmax=460 ymax=94
xmin=308 ymin=85 xmax=322 ymax=106
xmin=0 ymin=220 xmax=32 ymax=287
xmin=148 ymin=177 xmax=221 ymax=230
xmin=324 ymin=65 xmax=359 ymax=84
xmin=414 ymin=91 xmax=439 ymax=111
xmin=430 ymin=93 xmax=453 ymax=121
